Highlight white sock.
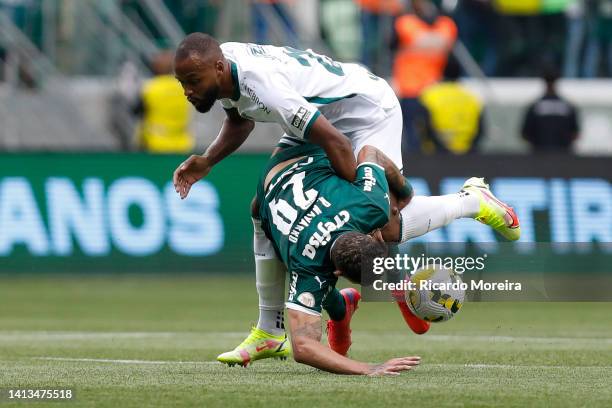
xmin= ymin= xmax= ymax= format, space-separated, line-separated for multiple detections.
xmin=253 ymin=218 xmax=287 ymax=336
xmin=400 ymin=193 xmax=479 ymax=242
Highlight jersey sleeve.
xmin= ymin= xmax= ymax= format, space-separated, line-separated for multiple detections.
xmin=243 ymin=69 xmax=321 ymax=139
xmin=352 ymin=162 xmax=390 ymax=225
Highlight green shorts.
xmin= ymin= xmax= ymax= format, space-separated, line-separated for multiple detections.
xmin=286 ymin=270 xmax=336 ymax=316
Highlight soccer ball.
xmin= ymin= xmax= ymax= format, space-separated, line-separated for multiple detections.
xmin=406 ymin=266 xmax=465 ymax=323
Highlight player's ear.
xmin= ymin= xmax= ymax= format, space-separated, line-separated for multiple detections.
xmin=215 ymin=60 xmax=225 ymax=76
xmin=333 ymin=270 xmax=342 ymax=278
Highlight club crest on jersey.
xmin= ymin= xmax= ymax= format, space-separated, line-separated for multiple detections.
xmin=363 ymin=166 xmax=376 ymax=192
xmin=302 ymin=210 xmax=350 ymax=260
xmin=297 ymin=292 xmax=315 ymax=308
xmin=291 ymin=107 xmax=311 ymax=131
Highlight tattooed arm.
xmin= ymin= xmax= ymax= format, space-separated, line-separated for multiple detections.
xmin=357 ymin=145 xmax=413 ymax=209
xmin=287 ymin=309 xmax=421 ymax=375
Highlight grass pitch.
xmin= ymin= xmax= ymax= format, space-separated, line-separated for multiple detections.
xmin=0 ymin=275 xmax=611 ymax=407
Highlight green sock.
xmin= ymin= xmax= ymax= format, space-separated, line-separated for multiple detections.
xmin=323 ymin=288 xmax=346 ymax=321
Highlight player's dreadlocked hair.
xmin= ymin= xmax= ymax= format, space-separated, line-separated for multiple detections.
xmin=175 ymin=32 xmax=222 ymax=63
xmin=331 ymin=232 xmax=387 ymax=285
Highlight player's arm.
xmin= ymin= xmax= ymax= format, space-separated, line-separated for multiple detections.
xmin=255 ymin=71 xmax=357 ymax=182
xmin=357 ymin=145 xmax=413 ymax=208
xmin=173 ymin=108 xmax=254 ymax=199
xmin=288 ymin=309 xmax=420 ymax=375
xmin=379 ymin=194 xmax=402 ymax=242
xmin=307 ymin=115 xmax=357 ymax=182
xmin=206 ymin=107 xmax=255 ymax=166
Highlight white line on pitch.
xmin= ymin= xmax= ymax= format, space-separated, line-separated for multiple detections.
xmin=33 ymin=357 xmax=219 ymax=365
xmin=428 ymin=363 xmax=612 ymax=370
xmin=3 ymin=331 xmax=611 ymax=345
xmin=0 ymin=332 xmax=180 ymax=341
xmin=0 ymin=331 xmax=247 ymax=341
xmin=423 ymin=334 xmax=612 ymax=344
xmin=31 ymin=358 xmax=612 ymax=370
xmin=355 ymin=333 xmax=612 ymax=344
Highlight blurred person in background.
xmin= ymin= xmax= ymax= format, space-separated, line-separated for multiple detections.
xmin=563 ymin=0 xmax=588 ymax=77
xmin=521 ymin=64 xmax=580 ymax=153
xmin=419 ymin=56 xmax=484 ymax=154
xmin=319 ymin=0 xmax=361 ymax=61
xmin=0 ymin=47 xmax=4 ymax=82
xmin=252 ymin=0 xmax=299 ymax=47
xmin=583 ymin=0 xmax=612 ymax=77
xmin=452 ymin=0 xmax=498 ymax=76
xmin=354 ymin=0 xmax=404 ymax=76
xmin=392 ymin=0 xmax=457 ymax=152
xmin=493 ymin=0 xmax=569 ymax=77
xmin=164 ymin=0 xmax=221 ymax=36
xmin=133 ymin=51 xmax=195 ymax=153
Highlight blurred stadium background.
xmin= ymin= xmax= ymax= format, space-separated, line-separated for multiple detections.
xmin=0 ymin=1 xmax=611 ymax=406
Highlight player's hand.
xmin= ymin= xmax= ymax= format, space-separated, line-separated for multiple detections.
xmin=367 ymin=356 xmax=421 ymax=376
xmin=173 ymin=155 xmax=212 ymax=199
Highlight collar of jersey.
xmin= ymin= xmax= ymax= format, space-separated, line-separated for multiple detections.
xmin=264 ymin=145 xmax=325 ymax=191
xmin=264 ymin=156 xmax=310 ymax=194
xmin=229 ymin=61 xmax=240 ymax=101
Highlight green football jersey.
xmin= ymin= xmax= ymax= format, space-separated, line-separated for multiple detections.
xmin=257 ymin=144 xmax=390 ymax=314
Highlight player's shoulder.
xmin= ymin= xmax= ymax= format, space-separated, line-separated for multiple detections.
xmin=220 ymin=42 xmax=246 ymax=57
xmin=221 ymin=42 xmax=280 ymax=68
xmin=222 ymin=43 xmax=287 ymax=87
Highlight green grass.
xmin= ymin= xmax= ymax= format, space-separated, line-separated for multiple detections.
xmin=0 ymin=275 xmax=611 ymax=407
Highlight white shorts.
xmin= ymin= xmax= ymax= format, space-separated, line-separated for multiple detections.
xmin=277 ymin=89 xmax=403 ymax=170
xmin=347 ymin=102 xmax=403 ymax=171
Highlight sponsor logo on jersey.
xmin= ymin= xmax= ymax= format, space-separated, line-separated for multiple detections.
xmin=242 ymin=83 xmax=271 ymax=114
xmin=314 ymin=276 xmax=325 ymax=289
xmin=248 ymin=44 xmax=281 ymax=61
xmin=248 ymin=44 xmax=267 ymax=57
xmin=288 ymin=271 xmax=299 ymax=301
xmin=291 ymin=107 xmax=311 ymax=131
xmin=302 ymin=210 xmax=350 ymax=260
xmin=363 ymin=166 xmax=377 ymax=192
xmin=297 ymin=292 xmax=315 ymax=308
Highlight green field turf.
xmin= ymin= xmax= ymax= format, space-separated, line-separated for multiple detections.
xmin=0 ymin=275 xmax=611 ymax=408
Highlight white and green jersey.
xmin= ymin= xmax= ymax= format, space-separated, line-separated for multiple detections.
xmin=219 ymin=42 xmax=398 ymax=145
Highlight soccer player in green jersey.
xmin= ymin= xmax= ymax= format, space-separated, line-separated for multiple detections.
xmin=249 ymin=143 xmax=419 ymax=375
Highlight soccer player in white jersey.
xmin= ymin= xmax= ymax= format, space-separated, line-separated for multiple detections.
xmin=172 ymin=33 xmax=520 ymax=366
